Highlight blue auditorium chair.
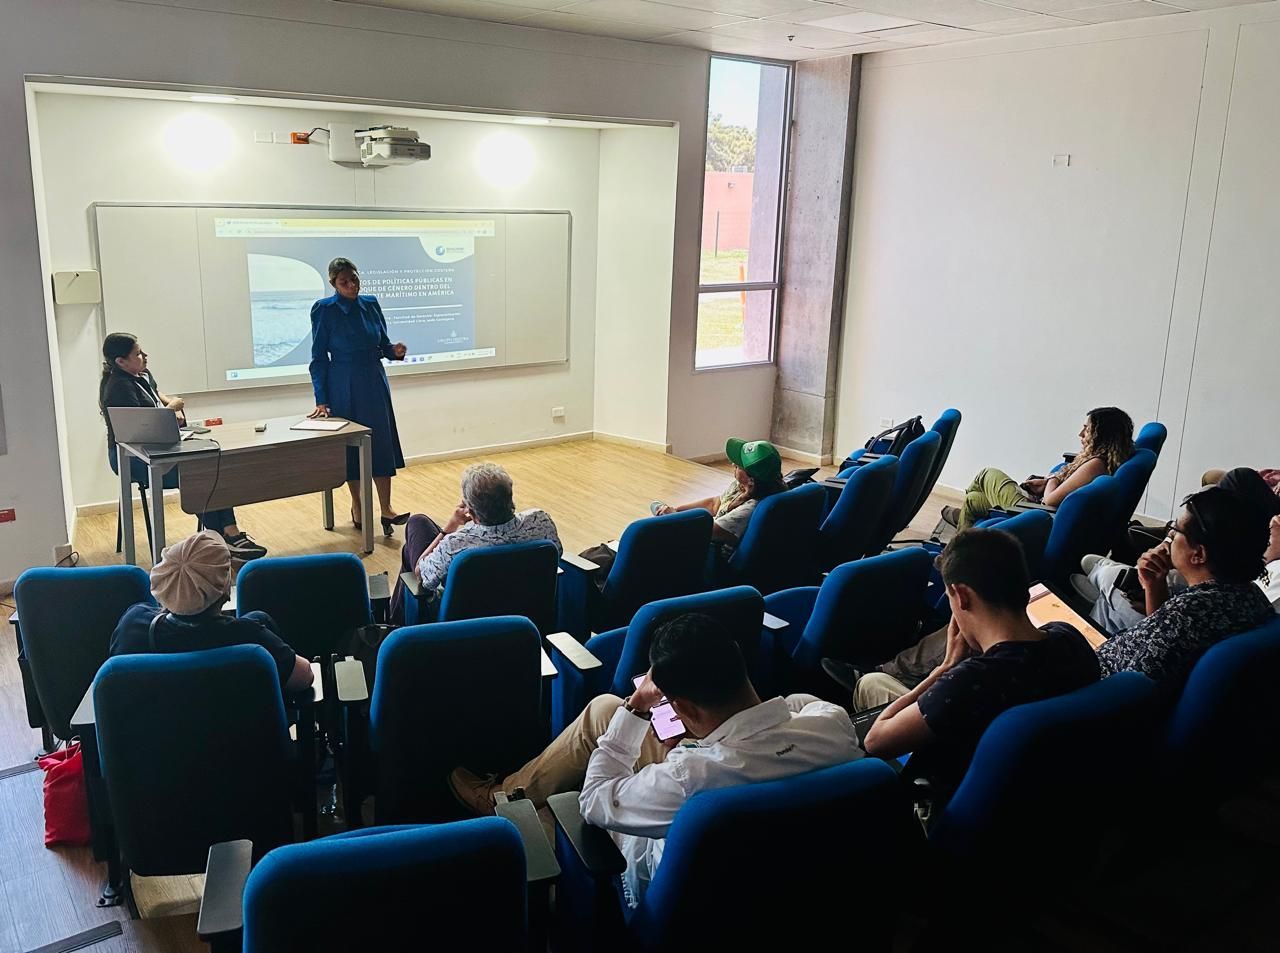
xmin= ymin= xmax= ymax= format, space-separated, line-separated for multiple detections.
xmin=220 ymin=820 xmax=528 ymax=952
xmin=763 ymin=548 xmax=934 ymax=696
xmin=548 ymin=758 xmax=922 ymax=952
xmin=712 ymin=482 xmax=826 ymax=594
xmin=1157 ymin=615 xmax=1280 ymax=811
xmin=546 ymin=586 xmax=766 ymax=735
xmin=399 ymin=539 xmax=560 ymax=632
xmin=1037 ymin=475 xmax=1122 ymax=586
xmin=1134 ymin=420 xmax=1167 ymax=456
xmin=236 ymin=553 xmax=372 ymax=662
xmin=920 ymin=673 xmax=1160 ymax=944
xmin=854 ymin=430 xmax=942 ymax=554
xmin=816 ymin=454 xmax=898 ymax=570
xmin=367 ymin=617 xmax=547 ymax=823
xmin=557 ymin=510 xmax=712 ymax=641
xmin=13 ymin=565 xmax=153 ymax=747
xmin=92 ymin=646 xmax=296 ymax=918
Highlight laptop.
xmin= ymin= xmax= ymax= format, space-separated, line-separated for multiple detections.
xmin=107 ymin=407 xmax=219 ymax=458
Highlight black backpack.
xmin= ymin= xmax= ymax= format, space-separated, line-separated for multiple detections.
xmin=840 ymin=416 xmax=924 ymax=471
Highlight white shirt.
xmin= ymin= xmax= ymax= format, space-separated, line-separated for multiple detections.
xmin=415 ymin=508 xmax=562 ymax=593
xmin=1261 ymin=560 xmax=1280 ymax=609
xmin=579 ymin=694 xmax=861 ymax=906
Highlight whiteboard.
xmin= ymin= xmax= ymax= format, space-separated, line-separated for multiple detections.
xmin=94 ymin=204 xmax=571 ymax=395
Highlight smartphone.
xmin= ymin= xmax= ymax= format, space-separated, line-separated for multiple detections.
xmin=632 ymin=675 xmax=686 ymax=742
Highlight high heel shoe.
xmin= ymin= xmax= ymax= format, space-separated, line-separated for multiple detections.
xmin=381 ymin=512 xmax=411 ymax=537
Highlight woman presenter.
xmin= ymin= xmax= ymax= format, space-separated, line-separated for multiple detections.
xmin=307 ymin=257 xmax=410 ymax=536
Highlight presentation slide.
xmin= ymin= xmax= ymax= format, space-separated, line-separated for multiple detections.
xmin=216 ymin=217 xmax=497 ymax=381
xmin=94 ymin=204 xmax=571 ymax=396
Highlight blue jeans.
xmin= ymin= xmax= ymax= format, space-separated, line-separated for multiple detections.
xmin=109 ymin=451 xmax=237 ymax=534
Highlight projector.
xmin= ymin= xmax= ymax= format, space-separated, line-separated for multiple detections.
xmin=354 ymin=125 xmax=432 ymax=167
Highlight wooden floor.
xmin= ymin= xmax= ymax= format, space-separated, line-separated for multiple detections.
xmin=2 ymin=440 xmax=1279 ymax=952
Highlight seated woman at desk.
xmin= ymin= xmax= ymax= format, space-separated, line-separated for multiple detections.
xmin=99 ymin=332 xmax=266 ymax=560
xmin=942 ymin=406 xmax=1134 ymax=529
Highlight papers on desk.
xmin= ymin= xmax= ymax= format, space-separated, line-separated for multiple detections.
xmin=290 ymin=418 xmax=349 ymax=432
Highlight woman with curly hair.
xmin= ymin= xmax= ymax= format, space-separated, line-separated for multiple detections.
xmin=943 ymin=406 xmax=1134 ymax=529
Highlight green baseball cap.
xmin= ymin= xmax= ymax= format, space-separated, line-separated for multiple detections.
xmin=725 ymin=437 xmax=782 ymax=480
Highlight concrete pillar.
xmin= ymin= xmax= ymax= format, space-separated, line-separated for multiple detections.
xmin=770 ymin=56 xmax=860 ymax=462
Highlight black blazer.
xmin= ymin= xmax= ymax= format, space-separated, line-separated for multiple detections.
xmin=101 ymin=367 xmax=163 ymax=447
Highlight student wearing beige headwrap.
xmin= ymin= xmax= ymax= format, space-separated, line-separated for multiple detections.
xmin=109 ymin=531 xmax=312 ymax=693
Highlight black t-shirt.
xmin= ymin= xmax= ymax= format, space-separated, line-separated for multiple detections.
xmin=908 ymin=622 xmax=1101 ymax=797
xmin=110 ymin=603 xmax=297 ymax=689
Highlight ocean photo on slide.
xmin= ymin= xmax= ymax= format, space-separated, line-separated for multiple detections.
xmin=247 ymin=254 xmax=325 ymax=367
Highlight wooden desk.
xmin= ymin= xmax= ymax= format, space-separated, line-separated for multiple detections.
xmin=117 ymin=416 xmax=373 ymax=565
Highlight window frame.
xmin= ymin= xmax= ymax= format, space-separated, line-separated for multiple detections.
xmin=693 ymin=53 xmax=795 ymax=373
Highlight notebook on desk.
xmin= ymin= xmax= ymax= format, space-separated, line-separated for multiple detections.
xmin=290 ymin=418 xmax=349 ymax=432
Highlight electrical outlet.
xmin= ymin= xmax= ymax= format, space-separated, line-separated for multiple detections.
xmin=879 ymin=417 xmax=893 ymax=429
xmin=254 ymin=131 xmax=273 ymax=144
xmin=551 ymin=406 xmax=566 ymax=420
xmin=53 ymin=543 xmax=73 ymax=564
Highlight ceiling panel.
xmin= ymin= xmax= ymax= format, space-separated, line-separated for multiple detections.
xmin=557 ymin=0 xmax=745 ymax=28
xmin=840 ymin=0 xmax=1023 ymax=26
xmin=337 ymin=0 xmax=1277 ymax=59
xmin=339 ymin=0 xmax=556 ymax=19
xmin=516 ymin=9 xmax=675 ymax=35
xmin=647 ymin=0 xmax=827 ymax=14
xmin=970 ymin=13 xmax=1078 ymax=30
xmin=776 ymin=9 xmax=922 ymax=30
xmin=710 ymin=17 xmax=881 ymax=46
xmin=1060 ymin=0 xmax=1183 ymax=21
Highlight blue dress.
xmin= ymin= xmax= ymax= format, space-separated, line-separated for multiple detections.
xmin=309 ymin=293 xmax=406 ymax=479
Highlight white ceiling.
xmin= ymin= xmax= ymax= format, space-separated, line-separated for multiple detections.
xmin=340 ymin=0 xmax=1268 ymax=59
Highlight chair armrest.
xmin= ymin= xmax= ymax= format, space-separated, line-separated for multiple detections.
xmin=540 ymin=648 xmax=558 ymax=679
xmin=1061 ymin=451 xmax=1077 ymax=464
xmin=71 ymin=684 xmax=96 ymax=731
xmin=399 ymin=571 xmax=423 ymax=599
xmin=547 ymin=792 xmax=626 ymax=876
xmin=495 ymin=796 xmax=560 ymax=884
xmin=821 ymin=477 xmax=848 ymax=490
xmin=7 ymin=609 xmax=18 ymax=627
xmin=605 ymin=539 xmax=620 ymax=553
xmin=762 ymin=612 xmax=790 ymax=632
xmin=1013 ymin=500 xmax=1057 ymax=513
xmin=854 ymin=452 xmax=884 ymax=463
xmin=334 ymin=656 xmax=369 ymax=703
xmin=547 ymin=632 xmax=602 ymax=671
xmin=560 ymin=553 xmax=601 ymax=574
xmin=308 ymin=660 xmax=324 ymax=704
xmin=197 ymin=839 xmax=252 ymax=939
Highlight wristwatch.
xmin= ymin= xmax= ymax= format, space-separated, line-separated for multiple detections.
xmin=623 ymin=697 xmax=653 ymax=720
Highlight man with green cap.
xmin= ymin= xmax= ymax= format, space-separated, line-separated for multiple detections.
xmin=653 ymin=437 xmax=787 ymax=556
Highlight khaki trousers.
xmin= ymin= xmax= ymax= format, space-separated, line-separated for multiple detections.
xmin=875 ymin=624 xmax=947 ymax=687
xmin=854 ymin=672 xmax=913 ymax=711
xmin=502 ymin=694 xmax=670 ymax=807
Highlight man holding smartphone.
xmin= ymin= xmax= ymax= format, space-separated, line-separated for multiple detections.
xmin=449 ymin=613 xmax=859 ymax=906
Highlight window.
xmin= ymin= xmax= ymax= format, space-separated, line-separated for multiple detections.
xmin=696 ymin=56 xmax=792 ymax=369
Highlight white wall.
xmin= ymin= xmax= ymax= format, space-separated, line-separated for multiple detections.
xmin=35 ymin=92 xmax=606 ymax=508
xmin=837 ymin=3 xmax=1280 ymax=518
xmin=0 ymin=0 xmax=732 ymax=585
xmin=594 ymin=126 xmax=676 ymax=448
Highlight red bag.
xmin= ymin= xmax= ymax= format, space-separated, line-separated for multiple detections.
xmin=39 ymin=741 xmax=91 ymax=847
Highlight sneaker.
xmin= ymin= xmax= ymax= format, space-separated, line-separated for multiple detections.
xmin=224 ymin=532 xmax=267 ymax=560
xmin=821 ymin=657 xmax=864 ymax=694
xmin=1080 ymin=554 xmax=1106 ymax=576
xmin=1069 ymin=573 xmax=1101 ymax=604
xmin=448 ymin=767 xmax=502 ymax=817
xmin=940 ymin=505 xmax=961 ymax=528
